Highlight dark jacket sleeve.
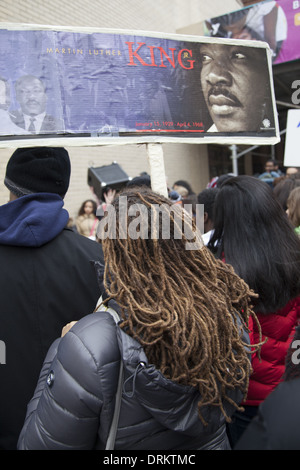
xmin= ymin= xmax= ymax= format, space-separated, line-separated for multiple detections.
xmin=234 ymin=378 xmax=300 ymax=450
xmin=18 ymin=313 xmax=120 ymax=450
xmin=234 ymin=408 xmax=270 ymax=450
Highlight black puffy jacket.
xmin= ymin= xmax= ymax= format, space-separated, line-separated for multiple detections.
xmin=18 ymin=301 xmax=249 ymax=450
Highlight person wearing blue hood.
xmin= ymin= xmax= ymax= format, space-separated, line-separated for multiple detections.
xmin=0 ymin=147 xmax=105 ymax=450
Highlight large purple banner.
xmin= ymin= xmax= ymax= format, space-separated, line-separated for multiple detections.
xmin=0 ymin=23 xmax=279 ymax=147
xmin=204 ymin=0 xmax=300 ymax=65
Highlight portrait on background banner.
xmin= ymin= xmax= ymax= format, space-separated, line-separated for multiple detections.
xmin=0 ymin=23 xmax=279 ymax=147
xmin=204 ymin=0 xmax=300 ymax=66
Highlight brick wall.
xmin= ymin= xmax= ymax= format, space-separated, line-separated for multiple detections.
xmin=0 ymin=0 xmax=239 ymax=217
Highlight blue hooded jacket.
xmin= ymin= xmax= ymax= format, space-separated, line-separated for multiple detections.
xmin=0 ymin=192 xmax=105 ymax=450
xmin=0 ymin=193 xmax=69 ymax=247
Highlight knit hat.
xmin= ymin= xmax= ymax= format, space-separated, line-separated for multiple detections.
xmin=4 ymin=147 xmax=71 ymax=198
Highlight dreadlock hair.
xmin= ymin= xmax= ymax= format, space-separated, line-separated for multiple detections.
xmin=99 ymin=187 xmax=261 ymax=424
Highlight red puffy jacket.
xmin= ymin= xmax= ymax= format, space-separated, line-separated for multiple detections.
xmin=245 ymin=296 xmax=300 ymax=406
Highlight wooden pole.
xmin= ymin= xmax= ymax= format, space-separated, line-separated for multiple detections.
xmin=146 ymin=143 xmax=168 ymax=198
xmin=146 ymin=143 xmax=203 ymax=250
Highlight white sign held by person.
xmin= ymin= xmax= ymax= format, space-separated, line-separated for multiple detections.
xmin=284 ymin=109 xmax=300 ymax=167
xmin=0 ymin=22 xmax=280 ymax=148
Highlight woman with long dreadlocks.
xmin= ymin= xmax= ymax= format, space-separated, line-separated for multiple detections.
xmin=18 ymin=187 xmax=260 ymax=450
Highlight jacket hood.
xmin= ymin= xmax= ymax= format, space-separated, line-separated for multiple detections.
xmin=0 ymin=193 xmax=69 ymax=247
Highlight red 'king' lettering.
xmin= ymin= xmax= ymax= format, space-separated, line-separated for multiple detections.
xmin=157 ymin=47 xmax=176 ymax=68
xmin=126 ymin=42 xmax=195 ymax=70
xmin=178 ymin=49 xmax=195 ymax=70
xmin=126 ymin=42 xmax=154 ymax=66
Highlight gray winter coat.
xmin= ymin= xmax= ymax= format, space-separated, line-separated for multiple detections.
xmin=18 ymin=302 xmax=248 ymax=450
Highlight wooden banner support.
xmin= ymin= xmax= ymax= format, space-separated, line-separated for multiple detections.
xmin=146 ymin=143 xmax=168 ymax=198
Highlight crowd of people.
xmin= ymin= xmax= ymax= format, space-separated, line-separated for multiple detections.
xmin=1 ymin=147 xmax=300 ymax=451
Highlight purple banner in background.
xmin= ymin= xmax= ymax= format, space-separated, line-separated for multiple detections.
xmin=204 ymin=0 xmax=300 ymax=65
